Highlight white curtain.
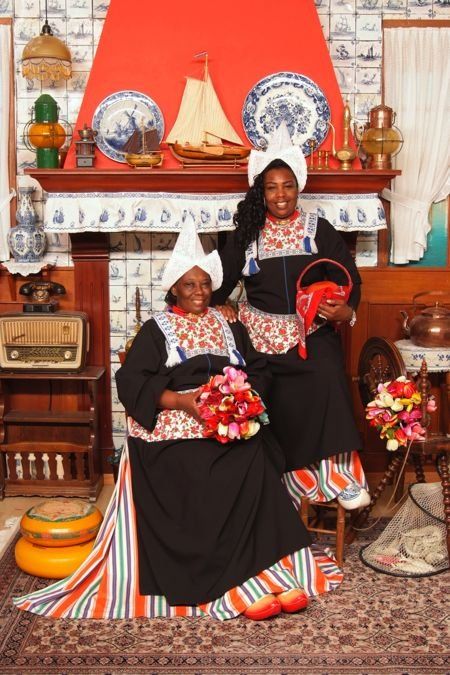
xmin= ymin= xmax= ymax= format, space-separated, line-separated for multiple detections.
xmin=0 ymin=24 xmax=14 ymax=262
xmin=382 ymin=27 xmax=450 ymax=264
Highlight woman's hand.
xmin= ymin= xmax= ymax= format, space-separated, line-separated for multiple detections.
xmin=317 ymin=298 xmax=353 ymax=324
xmin=214 ymin=303 xmax=238 ymax=323
xmin=175 ymin=390 xmax=205 ymax=424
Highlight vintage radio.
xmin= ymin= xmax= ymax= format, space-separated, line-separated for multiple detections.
xmin=0 ymin=312 xmax=89 ymax=371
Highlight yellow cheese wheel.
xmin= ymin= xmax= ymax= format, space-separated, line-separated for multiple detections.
xmin=15 ymin=536 xmax=95 ymax=579
xmin=20 ymin=498 xmax=102 ymax=547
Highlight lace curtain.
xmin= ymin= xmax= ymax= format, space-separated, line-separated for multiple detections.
xmin=382 ymin=27 xmax=450 ymax=264
xmin=0 ymin=24 xmax=13 ymax=262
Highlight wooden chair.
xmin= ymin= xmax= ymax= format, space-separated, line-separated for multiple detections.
xmin=300 ymin=496 xmax=347 ymax=568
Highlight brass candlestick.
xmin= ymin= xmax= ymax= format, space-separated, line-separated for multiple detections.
xmin=307 ymin=139 xmax=316 ymax=169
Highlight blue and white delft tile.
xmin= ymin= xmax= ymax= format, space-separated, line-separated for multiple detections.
xmin=110 ymin=385 xmax=124 ymax=413
xmin=150 ymin=233 xmax=177 ymax=255
xmin=93 ymin=18 xmax=104 ymax=44
xmin=319 ymin=16 xmax=331 ymax=41
xmin=356 ymin=14 xmax=381 ymax=40
xmin=356 ymin=0 xmax=382 ymax=11
xmin=151 ymin=259 xmax=169 ymax=286
xmin=70 ymin=46 xmax=94 ymax=71
xmin=126 ymin=231 xmax=152 ymax=259
xmin=382 ymin=0 xmax=407 ymax=14
xmin=17 ymin=148 xmax=36 ymax=172
xmin=111 ymin=411 xmax=127 ymax=435
xmin=356 ymin=66 xmax=381 ymax=93
xmin=356 ymin=232 xmax=378 ymax=267
xmin=126 ymin=260 xmax=151 ymax=288
xmin=315 ymin=0 xmax=331 ymax=12
xmin=330 ymin=13 xmax=356 ymax=39
xmin=0 ymin=0 xmax=12 ymax=15
xmin=151 ymin=289 xmax=168 ymax=313
xmin=330 ymin=39 xmax=356 ymax=66
xmin=127 ymin=286 xmax=151 ymax=312
xmin=94 ymin=0 xmax=110 ymax=18
xmin=356 ymin=40 xmax=382 ymax=66
xmin=14 ymin=18 xmax=40 ymax=42
xmin=109 ymin=260 xmax=126 ymax=284
xmin=109 ymin=285 xmax=127 ymax=312
xmin=42 ymin=0 xmax=66 ymax=17
xmin=67 ymin=0 xmax=93 ymax=18
xmin=45 ymin=18 xmax=66 ymax=38
xmin=67 ymin=18 xmax=93 ymax=44
xmin=15 ymin=0 xmax=39 ymax=17
xmin=110 ymin=311 xmax=127 ymax=335
xmin=112 ymin=435 xmax=126 ymax=456
xmin=334 ymin=66 xmax=356 ymax=93
xmin=67 ymin=95 xmax=83 ymax=121
xmin=354 ymin=93 xmax=381 ymax=118
xmin=110 ymin=336 xmax=126 ymax=364
xmin=15 ymin=75 xmax=41 ymax=97
xmin=109 ymin=233 xmax=127 ymax=259
xmin=127 ymin=309 xmax=152 ymax=334
xmin=125 ymin=279 xmax=151 ymax=312
xmin=331 ymin=0 xmax=356 ymax=12
xmin=434 ymin=1 xmax=450 ymax=15
xmin=47 ymin=232 xmax=70 ymax=252
xmin=68 ymin=72 xmax=89 ymax=92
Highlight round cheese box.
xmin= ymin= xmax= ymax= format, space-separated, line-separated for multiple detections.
xmin=20 ymin=498 xmax=102 ymax=547
xmin=15 ymin=536 xmax=95 ymax=579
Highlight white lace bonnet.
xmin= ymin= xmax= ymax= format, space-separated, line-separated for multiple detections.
xmin=247 ymin=121 xmax=308 ymax=191
xmin=161 ymin=215 xmax=223 ymax=292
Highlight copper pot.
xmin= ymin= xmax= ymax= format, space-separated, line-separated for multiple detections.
xmin=400 ymin=291 xmax=450 ymax=348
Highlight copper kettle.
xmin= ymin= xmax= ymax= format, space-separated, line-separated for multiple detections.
xmin=400 ymin=291 xmax=450 ymax=348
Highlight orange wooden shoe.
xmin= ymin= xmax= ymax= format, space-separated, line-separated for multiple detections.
xmin=277 ymin=589 xmax=309 ymax=613
xmin=243 ymin=594 xmax=282 ymax=621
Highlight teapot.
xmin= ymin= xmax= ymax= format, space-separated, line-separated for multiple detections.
xmin=400 ymin=291 xmax=450 ymax=348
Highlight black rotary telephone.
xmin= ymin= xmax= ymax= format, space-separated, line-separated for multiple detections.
xmin=19 ymin=281 xmax=66 ymax=313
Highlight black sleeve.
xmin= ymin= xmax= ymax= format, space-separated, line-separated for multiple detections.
xmin=211 ymin=230 xmax=246 ymax=305
xmin=230 ymin=321 xmax=272 ymax=401
xmin=115 ymin=319 xmax=171 ymax=430
xmin=315 ymin=217 xmax=362 ymax=309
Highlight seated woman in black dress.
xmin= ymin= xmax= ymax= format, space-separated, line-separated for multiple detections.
xmin=14 ymin=218 xmax=343 ymax=621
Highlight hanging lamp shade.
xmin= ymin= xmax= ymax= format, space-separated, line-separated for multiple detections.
xmin=22 ymin=19 xmax=71 ymax=81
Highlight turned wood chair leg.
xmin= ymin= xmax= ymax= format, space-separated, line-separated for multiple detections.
xmin=352 ymin=451 xmax=404 ymax=530
xmin=335 ymin=503 xmax=346 ymax=568
xmin=437 ymin=452 xmax=450 ymax=559
xmin=412 ymin=451 xmax=426 ymax=484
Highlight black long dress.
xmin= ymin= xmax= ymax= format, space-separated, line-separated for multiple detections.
xmin=212 ymin=215 xmax=363 ymax=471
xmin=115 ymin=312 xmax=311 ymax=606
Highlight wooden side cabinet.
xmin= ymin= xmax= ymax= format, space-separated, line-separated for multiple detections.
xmin=0 ymin=366 xmax=105 ymax=502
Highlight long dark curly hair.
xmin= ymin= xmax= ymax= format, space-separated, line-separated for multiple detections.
xmin=234 ymin=159 xmax=298 ymax=249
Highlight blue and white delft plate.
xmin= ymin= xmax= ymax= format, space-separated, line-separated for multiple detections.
xmin=92 ymin=90 xmax=164 ymax=163
xmin=242 ymin=72 xmax=331 ymax=156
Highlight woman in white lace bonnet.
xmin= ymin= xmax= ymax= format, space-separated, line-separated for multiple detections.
xmin=213 ymin=123 xmax=371 ymax=511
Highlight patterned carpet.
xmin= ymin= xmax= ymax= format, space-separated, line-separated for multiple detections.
xmin=0 ymin=529 xmax=449 ymax=675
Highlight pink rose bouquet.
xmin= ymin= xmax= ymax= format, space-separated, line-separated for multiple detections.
xmin=365 ymin=375 xmax=437 ymax=451
xmin=198 ymin=366 xmax=269 ymax=444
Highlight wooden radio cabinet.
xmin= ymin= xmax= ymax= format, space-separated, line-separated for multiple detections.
xmin=0 ymin=366 xmax=104 ymax=501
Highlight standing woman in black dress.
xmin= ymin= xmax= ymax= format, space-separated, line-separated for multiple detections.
xmin=213 ymin=124 xmax=370 ymax=511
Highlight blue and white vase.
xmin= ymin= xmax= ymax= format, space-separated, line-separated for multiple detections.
xmin=7 ymin=187 xmax=46 ymax=262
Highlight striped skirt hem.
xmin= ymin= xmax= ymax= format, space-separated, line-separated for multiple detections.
xmin=14 ymin=443 xmax=343 ymax=621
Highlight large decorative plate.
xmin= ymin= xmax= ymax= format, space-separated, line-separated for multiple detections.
xmin=242 ymin=72 xmax=330 ymax=156
xmin=92 ymin=90 xmax=164 ymax=163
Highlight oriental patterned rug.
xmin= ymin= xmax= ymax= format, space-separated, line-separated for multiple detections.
xmin=0 ymin=529 xmax=448 ymax=675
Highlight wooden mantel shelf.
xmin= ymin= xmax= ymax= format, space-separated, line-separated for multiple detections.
xmin=25 ymin=168 xmax=401 ymax=195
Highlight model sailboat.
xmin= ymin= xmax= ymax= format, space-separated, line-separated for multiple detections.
xmin=166 ymin=55 xmax=251 ymax=163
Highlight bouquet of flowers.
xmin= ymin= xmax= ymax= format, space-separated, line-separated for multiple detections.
xmin=365 ymin=375 xmax=436 ymax=451
xmin=198 ymin=366 xmax=269 ymax=444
